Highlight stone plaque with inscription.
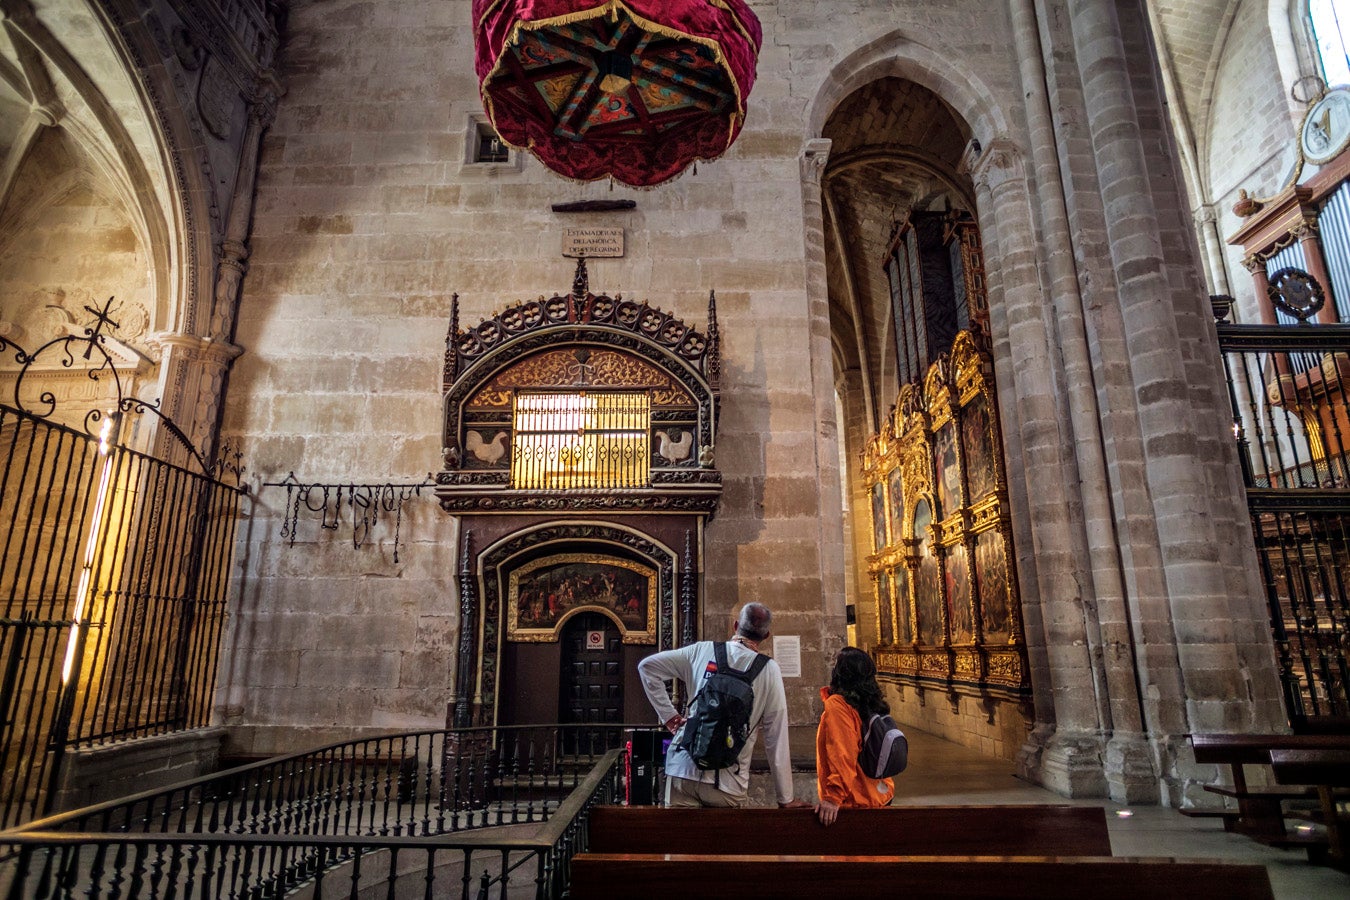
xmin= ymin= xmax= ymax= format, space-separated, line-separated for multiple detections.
xmin=562 ymin=227 xmax=624 ymax=258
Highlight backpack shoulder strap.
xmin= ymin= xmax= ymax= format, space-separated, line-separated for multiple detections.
xmin=713 ymin=641 xmax=729 ymax=670
xmin=743 ymin=652 xmax=770 ymax=682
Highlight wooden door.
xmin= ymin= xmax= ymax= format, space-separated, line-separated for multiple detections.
xmin=560 ymin=613 xmax=623 ymax=752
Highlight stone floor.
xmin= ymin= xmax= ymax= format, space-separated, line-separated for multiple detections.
xmin=745 ymin=724 xmax=1349 ymax=899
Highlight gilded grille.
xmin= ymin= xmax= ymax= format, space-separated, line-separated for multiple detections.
xmin=511 ymin=392 xmax=650 ymax=490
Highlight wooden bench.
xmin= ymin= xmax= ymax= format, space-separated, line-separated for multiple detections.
xmin=1269 ymin=747 xmax=1350 ymax=867
xmin=587 ymin=805 xmax=1113 ymax=856
xmin=568 ymin=853 xmax=1276 ymax=899
xmin=1188 ymin=732 xmax=1350 ymax=848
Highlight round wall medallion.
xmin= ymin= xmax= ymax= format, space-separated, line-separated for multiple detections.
xmin=1300 ymin=87 xmax=1350 ymax=166
xmin=1267 ymin=267 xmax=1326 ymax=321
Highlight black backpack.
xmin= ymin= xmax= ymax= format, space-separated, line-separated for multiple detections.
xmin=677 ymin=642 xmax=769 ymax=773
xmin=859 ymin=712 xmax=908 ymax=779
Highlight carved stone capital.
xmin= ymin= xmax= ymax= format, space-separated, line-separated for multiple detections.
xmin=1191 ymin=204 xmax=1217 ymax=227
xmin=966 ymin=136 xmax=1025 ymax=193
xmin=956 ymin=138 xmax=983 ymax=176
xmin=219 ymin=239 xmax=251 ymax=266
xmin=800 ymin=138 xmax=831 ymax=186
xmin=249 ymin=71 xmax=283 ymax=129
xmin=32 ymin=100 xmax=63 ymax=126
xmin=149 ymin=331 xmax=245 ymax=367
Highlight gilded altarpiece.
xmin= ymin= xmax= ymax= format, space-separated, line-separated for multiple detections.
xmin=864 ymin=331 xmax=1028 ymax=696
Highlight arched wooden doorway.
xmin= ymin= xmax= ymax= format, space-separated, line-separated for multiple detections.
xmin=559 ymin=612 xmax=624 ymax=750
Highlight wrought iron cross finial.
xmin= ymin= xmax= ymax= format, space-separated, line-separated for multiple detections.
xmin=81 ymin=296 xmax=120 ymax=360
xmin=572 ymin=256 xmax=589 ymax=299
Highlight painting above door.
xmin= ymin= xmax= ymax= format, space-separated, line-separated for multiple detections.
xmin=507 ymin=553 xmax=657 ymax=644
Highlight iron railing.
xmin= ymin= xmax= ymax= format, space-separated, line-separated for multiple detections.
xmin=0 ymin=725 xmax=630 ymax=899
xmin=0 ymin=311 xmax=245 ymax=830
xmin=1217 ymin=304 xmax=1350 ymax=728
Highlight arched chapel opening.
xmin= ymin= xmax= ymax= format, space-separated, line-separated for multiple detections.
xmin=822 ymin=76 xmax=1030 ymax=755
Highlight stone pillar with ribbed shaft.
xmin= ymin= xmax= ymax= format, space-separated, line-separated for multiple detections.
xmin=799 ymin=137 xmax=851 ymax=670
xmin=970 ymin=138 xmax=1107 ymax=798
xmin=1065 ymin=0 xmax=1286 ymax=757
xmin=1009 ymin=0 xmax=1157 ymax=804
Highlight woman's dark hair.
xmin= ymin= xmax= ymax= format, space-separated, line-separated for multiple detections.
xmin=828 ymin=647 xmax=890 ymax=719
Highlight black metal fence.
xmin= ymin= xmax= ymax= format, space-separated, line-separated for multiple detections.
xmin=0 ymin=315 xmax=244 ymax=829
xmin=1216 ymin=300 xmax=1350 ymax=729
xmin=0 ymin=725 xmax=630 ymax=899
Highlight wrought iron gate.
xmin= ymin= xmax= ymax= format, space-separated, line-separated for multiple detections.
xmin=1215 ymin=295 xmax=1350 ymax=730
xmin=0 ymin=314 xmax=243 ymax=828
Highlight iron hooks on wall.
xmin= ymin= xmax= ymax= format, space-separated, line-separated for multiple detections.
xmin=264 ymin=473 xmax=436 ymax=563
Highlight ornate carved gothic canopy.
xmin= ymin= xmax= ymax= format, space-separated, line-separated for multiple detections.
xmin=435 ymin=260 xmax=723 ymax=515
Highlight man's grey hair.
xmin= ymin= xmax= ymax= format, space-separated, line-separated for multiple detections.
xmin=736 ymin=603 xmax=772 ymax=642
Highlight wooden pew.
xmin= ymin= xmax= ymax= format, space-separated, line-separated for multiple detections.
xmin=1188 ymin=732 xmax=1350 ymax=846
xmin=1269 ymin=747 xmax=1350 ymax=867
xmin=587 ymin=805 xmax=1113 ymax=856
xmin=568 ymin=853 xmax=1276 ymax=899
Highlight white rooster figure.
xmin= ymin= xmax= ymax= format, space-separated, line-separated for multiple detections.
xmin=466 ymin=430 xmax=509 ymax=465
xmin=655 ymin=428 xmax=694 ymax=464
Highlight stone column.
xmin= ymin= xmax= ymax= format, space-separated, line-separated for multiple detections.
xmin=1066 ymin=0 xmax=1285 ymax=739
xmin=969 ymin=139 xmax=1107 ymax=798
xmin=1194 ymin=206 xmax=1233 ymax=298
xmin=800 ymin=138 xmax=850 ymax=655
xmin=968 ymin=151 xmax=1050 ymax=772
xmin=155 ymin=76 xmax=279 ymax=462
xmin=212 ymin=80 xmax=280 ymax=342
xmin=1010 ymin=0 xmax=1154 ymax=803
xmin=837 ymin=365 xmax=873 ymax=645
xmin=148 ymin=333 xmax=244 ymax=464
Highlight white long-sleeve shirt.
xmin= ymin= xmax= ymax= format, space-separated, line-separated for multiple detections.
xmin=637 ymin=640 xmax=794 ymax=804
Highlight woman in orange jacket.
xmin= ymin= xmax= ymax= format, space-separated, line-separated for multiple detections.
xmin=815 ymin=647 xmax=895 ymax=825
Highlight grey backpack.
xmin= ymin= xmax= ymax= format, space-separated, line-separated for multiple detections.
xmin=859 ymin=713 xmax=908 ymax=779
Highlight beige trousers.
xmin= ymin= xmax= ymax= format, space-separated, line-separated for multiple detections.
xmin=664 ymin=775 xmax=747 ymax=808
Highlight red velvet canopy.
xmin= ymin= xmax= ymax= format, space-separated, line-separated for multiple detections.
xmin=473 ymin=0 xmax=762 ymax=187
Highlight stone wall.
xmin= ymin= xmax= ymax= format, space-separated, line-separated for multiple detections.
xmin=883 ymin=683 xmax=1027 ymax=762
xmin=209 ymin=0 xmax=1294 ymax=806
xmin=219 ymin=0 xmax=1026 ymax=755
xmin=52 ymin=728 xmax=226 ymax=814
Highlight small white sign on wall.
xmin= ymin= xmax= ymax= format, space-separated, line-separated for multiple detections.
xmin=772 ymin=635 xmax=801 ymax=678
xmin=563 ymin=227 xmax=624 ymax=258
xmin=585 ymin=630 xmax=606 ymax=651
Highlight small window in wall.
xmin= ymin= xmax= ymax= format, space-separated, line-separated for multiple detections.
xmin=885 ymin=211 xmax=983 ymax=386
xmin=463 ymin=115 xmax=522 ymax=173
xmin=1311 ymin=0 xmax=1350 ymax=86
xmin=512 ymin=391 xmax=650 ymax=490
xmin=474 ymin=122 xmax=510 ymax=163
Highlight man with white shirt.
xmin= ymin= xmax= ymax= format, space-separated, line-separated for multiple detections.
xmin=637 ymin=602 xmax=808 ymax=809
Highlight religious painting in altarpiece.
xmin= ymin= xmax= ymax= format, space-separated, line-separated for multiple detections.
xmin=864 ymin=330 xmax=1028 ymax=696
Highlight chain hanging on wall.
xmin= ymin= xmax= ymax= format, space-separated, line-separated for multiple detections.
xmin=265 ymin=473 xmax=435 ymax=563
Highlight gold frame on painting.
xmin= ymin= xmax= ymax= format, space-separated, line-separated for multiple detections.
xmin=507 ymin=552 xmax=658 ymax=644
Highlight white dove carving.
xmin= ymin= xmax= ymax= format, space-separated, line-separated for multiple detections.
xmin=655 ymin=429 xmax=694 ymax=464
xmin=466 ymin=430 xmax=508 ymax=465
